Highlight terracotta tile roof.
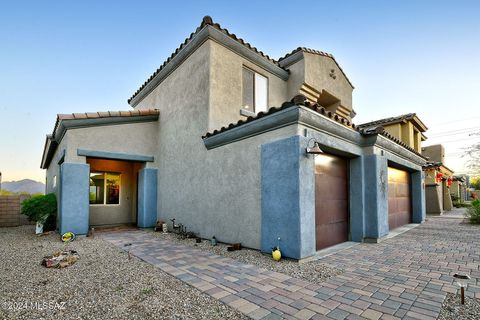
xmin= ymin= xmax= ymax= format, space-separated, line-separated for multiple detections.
xmin=278 ymin=47 xmax=354 ymax=88
xmin=203 ymin=94 xmax=426 ymax=159
xmin=52 ymin=109 xmax=159 ymax=137
xmin=376 ymin=130 xmax=426 ymax=158
xmin=423 ymin=161 xmax=441 ymax=169
xmin=128 ymin=16 xmax=280 ymax=104
xmin=202 ymin=94 xmax=354 ymax=139
xmin=358 ymin=113 xmax=428 ymax=132
xmin=57 ymin=109 xmax=159 ymax=120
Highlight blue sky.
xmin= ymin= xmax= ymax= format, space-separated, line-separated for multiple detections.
xmin=1 ymin=1 xmax=479 ymax=182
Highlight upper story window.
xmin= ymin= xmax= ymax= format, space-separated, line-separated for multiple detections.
xmin=242 ymin=67 xmax=268 ymax=114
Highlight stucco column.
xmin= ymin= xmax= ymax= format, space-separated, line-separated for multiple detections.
xmin=349 ymin=156 xmax=365 ymax=242
xmin=411 ymin=171 xmax=426 ymax=223
xmin=137 ymin=168 xmax=158 ymax=228
xmin=443 ymin=181 xmax=453 ymax=211
xmin=58 ymin=162 xmax=90 ymax=235
xmin=363 ymin=155 xmax=389 ymax=240
xmin=261 ymin=135 xmax=315 ymax=260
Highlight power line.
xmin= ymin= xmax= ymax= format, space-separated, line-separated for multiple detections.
xmin=428 ymin=126 xmax=480 ymax=137
xmin=426 ymin=135 xmax=480 ymax=144
xmin=429 ymin=116 xmax=480 ymax=126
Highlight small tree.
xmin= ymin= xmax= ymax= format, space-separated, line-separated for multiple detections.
xmin=464 ymin=139 xmax=480 ymax=178
xmin=21 ymin=193 xmax=57 ymax=231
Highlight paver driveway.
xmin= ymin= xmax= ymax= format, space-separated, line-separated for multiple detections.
xmin=101 ymin=216 xmax=479 ymax=320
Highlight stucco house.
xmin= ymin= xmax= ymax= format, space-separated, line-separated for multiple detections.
xmin=41 ymin=16 xmax=426 ymax=259
xmin=422 ymin=144 xmax=455 ymax=214
xmin=450 ymin=175 xmax=468 ymax=203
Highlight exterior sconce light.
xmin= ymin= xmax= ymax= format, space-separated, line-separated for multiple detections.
xmin=453 ymin=273 xmax=471 ymax=304
xmin=306 ymin=138 xmax=323 ymax=155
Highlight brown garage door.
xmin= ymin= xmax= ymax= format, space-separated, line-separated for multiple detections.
xmin=388 ymin=167 xmax=412 ymax=230
xmin=315 ymin=154 xmax=349 ymax=250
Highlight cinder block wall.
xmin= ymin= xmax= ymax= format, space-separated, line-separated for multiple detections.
xmin=0 ymin=195 xmax=31 ymax=227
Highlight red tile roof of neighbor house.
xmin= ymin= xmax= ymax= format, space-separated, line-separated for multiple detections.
xmin=128 ymin=16 xmax=352 ymax=104
xmin=203 ymin=94 xmax=426 ymax=159
xmin=358 ymin=113 xmax=428 ymax=132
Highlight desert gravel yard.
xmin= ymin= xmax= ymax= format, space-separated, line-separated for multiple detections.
xmin=0 ymin=225 xmax=248 ymax=320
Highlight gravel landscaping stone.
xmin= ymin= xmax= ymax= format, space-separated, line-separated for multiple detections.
xmin=439 ymin=292 xmax=480 ymax=320
xmin=0 ymin=226 xmax=249 ymax=320
xmin=150 ymin=231 xmax=343 ymax=285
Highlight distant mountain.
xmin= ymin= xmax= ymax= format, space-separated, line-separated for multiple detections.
xmin=1 ymin=179 xmax=45 ymax=194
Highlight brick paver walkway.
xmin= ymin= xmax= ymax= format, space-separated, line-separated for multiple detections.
xmin=101 ymin=216 xmax=479 ymax=320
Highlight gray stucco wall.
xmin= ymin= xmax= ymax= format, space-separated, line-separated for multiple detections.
xmin=261 ymin=135 xmax=316 ymax=259
xmin=63 ymin=122 xmax=158 ymax=163
xmin=132 ymin=40 xmax=301 ymax=249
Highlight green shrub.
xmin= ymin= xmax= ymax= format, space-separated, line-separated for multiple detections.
xmin=21 ymin=193 xmax=57 ymax=231
xmin=453 ymin=201 xmax=472 ymax=208
xmin=466 ymin=199 xmax=480 ymax=224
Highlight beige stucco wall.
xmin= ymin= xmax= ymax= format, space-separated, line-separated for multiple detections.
xmin=303 ymin=53 xmax=353 ymax=113
xmin=425 ymin=184 xmax=443 ymax=214
xmin=208 ymin=41 xmax=288 ymax=131
xmin=443 ymin=181 xmax=453 ymax=211
xmin=401 ymin=122 xmax=414 ymax=149
xmin=282 ymin=52 xmax=353 ymax=121
xmin=422 ymin=145 xmax=445 ymax=163
xmin=384 ymin=124 xmax=402 ymax=140
xmin=285 ymin=59 xmax=305 ymax=104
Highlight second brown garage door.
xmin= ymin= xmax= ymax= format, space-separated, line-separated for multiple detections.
xmin=315 ymin=154 xmax=349 ymax=251
xmin=388 ymin=167 xmax=412 ymax=230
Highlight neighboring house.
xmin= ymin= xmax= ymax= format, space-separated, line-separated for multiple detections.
xmin=40 ymin=16 xmax=427 ymax=260
xmin=422 ymin=144 xmax=455 ymax=214
xmin=451 ymin=175 xmax=468 ymax=203
xmin=357 ymin=113 xmax=428 ymax=154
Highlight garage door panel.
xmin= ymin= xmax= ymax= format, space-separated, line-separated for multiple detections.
xmin=316 ymin=200 xmax=348 ymax=224
xmin=315 ymin=154 xmax=349 ymax=251
xmin=396 ymin=198 xmax=410 ymax=212
xmin=316 ymin=177 xmax=348 ymax=198
xmin=388 ymin=183 xmax=396 ymax=197
xmin=315 ymin=221 xmax=348 ymax=250
xmin=388 ymin=167 xmax=412 ymax=230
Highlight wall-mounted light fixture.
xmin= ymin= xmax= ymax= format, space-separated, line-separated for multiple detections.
xmin=306 ymin=138 xmax=323 ymax=155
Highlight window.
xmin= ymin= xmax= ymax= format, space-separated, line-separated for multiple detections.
xmin=52 ymin=176 xmax=57 ymax=189
xmin=242 ymin=67 xmax=268 ymax=113
xmin=89 ymin=172 xmax=120 ymax=205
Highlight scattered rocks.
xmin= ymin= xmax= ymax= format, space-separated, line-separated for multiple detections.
xmin=0 ymin=225 xmax=248 ymax=320
xmin=41 ymin=250 xmax=79 ymax=268
xmin=439 ymin=292 xmax=480 ymax=320
xmin=152 ymin=232 xmax=343 ymax=285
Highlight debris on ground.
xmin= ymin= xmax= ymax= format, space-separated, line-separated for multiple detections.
xmin=41 ymin=250 xmax=80 ymax=268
